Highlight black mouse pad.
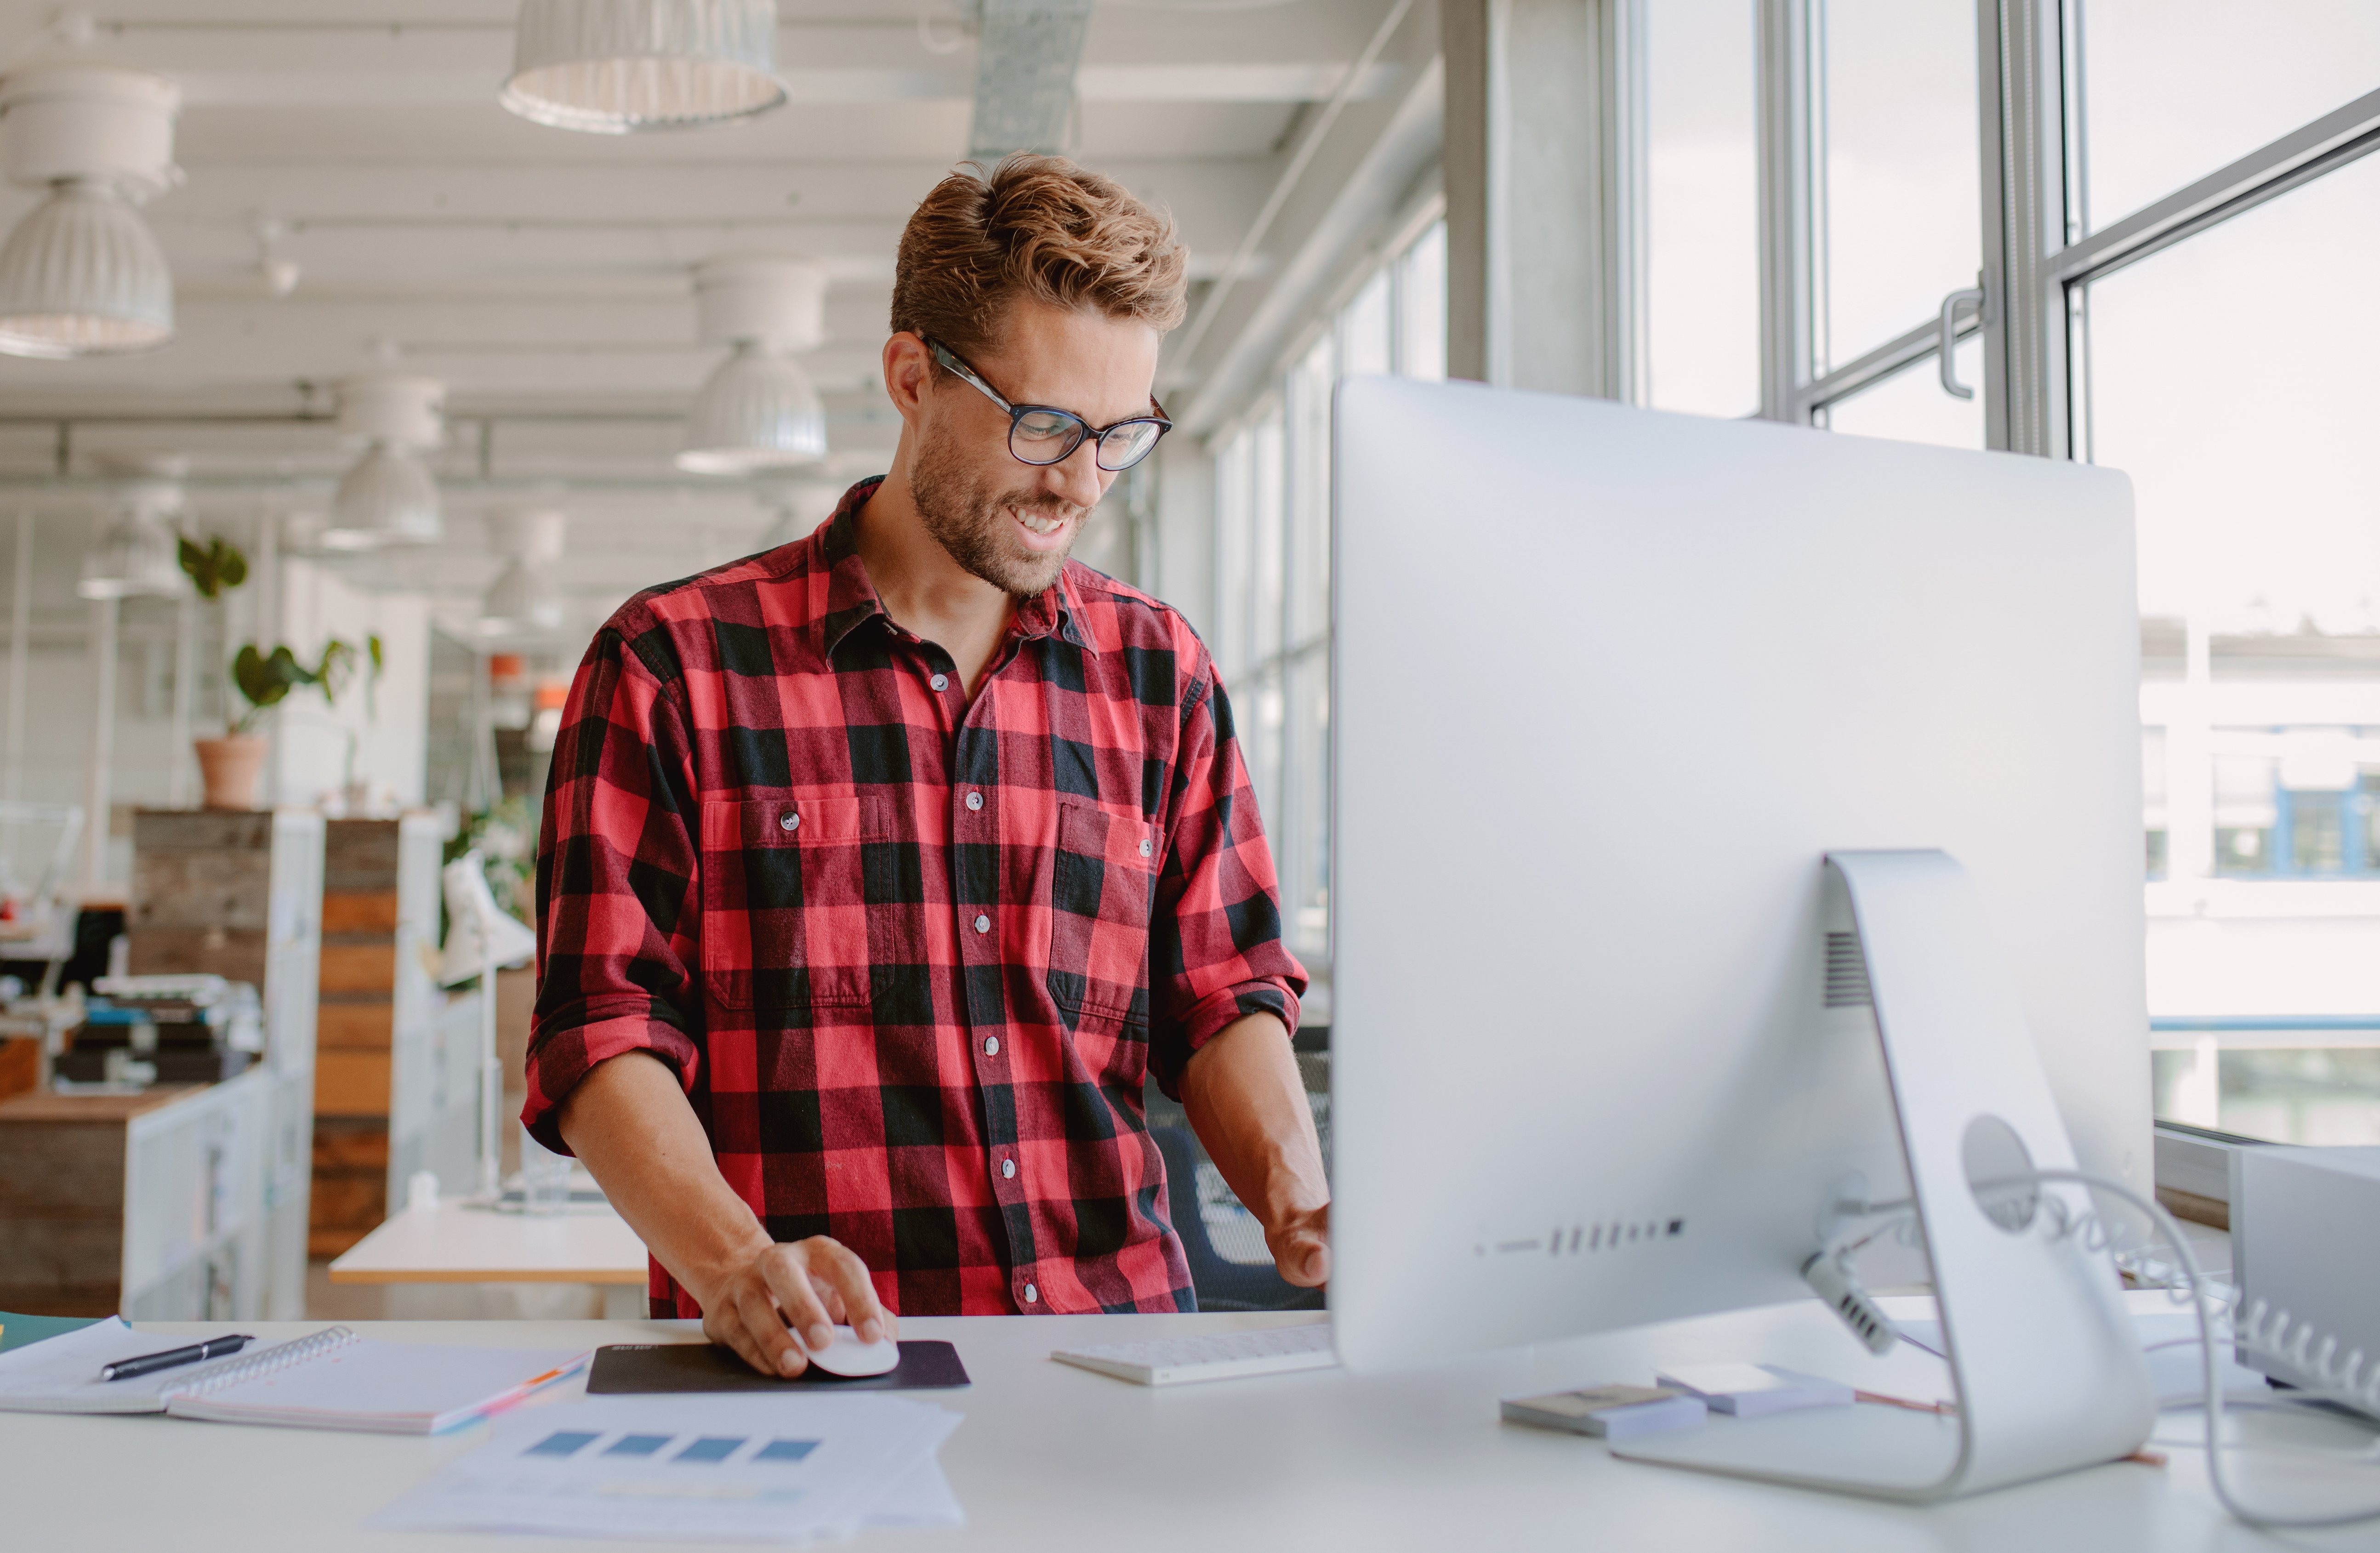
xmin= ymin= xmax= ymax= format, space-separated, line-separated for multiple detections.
xmin=586 ymin=1341 xmax=970 ymax=1394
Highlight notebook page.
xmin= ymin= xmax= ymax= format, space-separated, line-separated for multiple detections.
xmin=0 ymin=1318 xmax=261 ymax=1414
xmin=166 ymin=1338 xmax=584 ymax=1434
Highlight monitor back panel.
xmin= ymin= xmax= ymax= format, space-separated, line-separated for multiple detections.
xmin=1327 ymin=378 xmax=2145 ymax=1372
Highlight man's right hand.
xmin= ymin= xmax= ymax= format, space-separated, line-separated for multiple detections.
xmin=696 ymin=1235 xmax=898 ymax=1378
xmin=554 ymin=1055 xmax=898 ymax=1377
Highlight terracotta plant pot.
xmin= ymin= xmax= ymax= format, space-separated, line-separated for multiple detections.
xmin=193 ymin=735 xmax=268 ymax=811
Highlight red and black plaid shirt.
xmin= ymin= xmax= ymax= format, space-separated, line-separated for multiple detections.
xmin=523 ymin=478 xmax=1305 ymax=1317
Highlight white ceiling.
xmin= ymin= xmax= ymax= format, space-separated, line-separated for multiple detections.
xmin=0 ymin=0 xmax=1442 ymax=634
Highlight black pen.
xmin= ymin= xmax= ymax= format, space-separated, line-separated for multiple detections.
xmin=99 ymin=1334 xmax=254 ymax=1383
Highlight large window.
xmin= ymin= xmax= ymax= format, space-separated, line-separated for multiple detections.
xmin=1796 ymin=0 xmax=1987 ymax=449
xmin=1203 ymin=1 xmax=2380 ymax=1145
xmin=1211 ymin=216 xmax=1447 ymax=992
xmin=1645 ymin=0 xmax=1759 ymax=417
xmin=1744 ymin=0 xmax=2380 ymax=1144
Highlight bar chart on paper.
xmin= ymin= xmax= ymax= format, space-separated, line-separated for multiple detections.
xmin=369 ymin=1393 xmax=964 ymax=1540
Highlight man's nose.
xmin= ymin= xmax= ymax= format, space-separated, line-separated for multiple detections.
xmin=1040 ymin=435 xmax=1109 ymax=510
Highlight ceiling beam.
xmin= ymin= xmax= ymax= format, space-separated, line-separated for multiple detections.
xmin=1170 ymin=5 xmax=1444 ymax=433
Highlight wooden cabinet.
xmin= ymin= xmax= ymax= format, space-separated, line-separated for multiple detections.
xmin=0 ymin=1074 xmax=296 ymax=1319
xmin=311 ymin=813 xmax=468 ymax=1252
xmin=311 ymin=819 xmax=400 ymax=1256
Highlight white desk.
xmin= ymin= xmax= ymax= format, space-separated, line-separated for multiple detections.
xmin=6 ymin=1298 xmax=2371 ymax=1551
xmin=328 ymin=1201 xmax=649 ymax=1318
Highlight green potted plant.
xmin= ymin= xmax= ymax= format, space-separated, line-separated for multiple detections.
xmin=197 ymin=639 xmax=364 ymax=810
xmin=178 ymin=535 xmax=260 ymax=810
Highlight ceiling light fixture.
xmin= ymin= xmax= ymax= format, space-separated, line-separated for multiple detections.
xmin=501 ymin=0 xmax=787 ymax=134
xmin=678 ymin=256 xmax=828 ymax=475
xmin=0 ymin=63 xmax=181 ymax=359
xmin=479 ymin=508 xmax=569 ymax=639
xmin=78 ymin=467 xmax=188 ymax=599
xmin=322 ymin=374 xmax=446 ymax=550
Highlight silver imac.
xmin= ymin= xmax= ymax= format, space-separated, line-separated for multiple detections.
xmin=1326 ymin=377 xmax=2157 ymax=1500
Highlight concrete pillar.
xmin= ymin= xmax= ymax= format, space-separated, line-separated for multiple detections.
xmin=1442 ymin=0 xmax=1643 ymax=399
xmin=1153 ymin=438 xmax=1217 ymax=642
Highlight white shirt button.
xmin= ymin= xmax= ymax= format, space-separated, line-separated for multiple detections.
xmin=779 ymin=811 xmax=799 ymax=832
xmin=965 ymin=791 xmax=984 ymax=811
xmin=1023 ymin=1284 xmax=1039 ymax=1305
xmin=1139 ymin=838 xmax=1152 ymax=857
xmin=1001 ymin=1158 xmax=1016 ymax=1179
xmin=984 ymin=1036 xmax=1000 ymax=1056
xmin=974 ymin=914 xmax=991 ymax=934
xmin=930 ymin=674 xmax=949 ymax=692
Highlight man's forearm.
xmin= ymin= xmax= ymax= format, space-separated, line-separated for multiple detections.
xmin=1179 ymin=1013 xmax=1331 ymax=1283
xmin=555 ymin=1050 xmax=772 ymax=1305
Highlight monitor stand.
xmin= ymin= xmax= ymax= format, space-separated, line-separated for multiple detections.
xmin=1614 ymin=850 xmax=2156 ymax=1501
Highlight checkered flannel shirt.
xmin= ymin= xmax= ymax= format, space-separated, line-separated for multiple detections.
xmin=523 ymin=478 xmax=1306 ymax=1317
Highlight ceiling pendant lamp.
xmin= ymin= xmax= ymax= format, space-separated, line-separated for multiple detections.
xmin=322 ymin=375 xmax=445 ymax=550
xmin=501 ymin=0 xmax=787 ymax=134
xmin=479 ymin=509 xmax=569 ymax=639
xmin=78 ymin=470 xmax=188 ymax=599
xmin=678 ymin=256 xmax=828 ymax=475
xmin=0 ymin=64 xmax=181 ymax=359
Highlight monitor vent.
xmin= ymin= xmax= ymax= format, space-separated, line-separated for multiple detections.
xmin=1824 ymin=932 xmax=1873 ymax=1008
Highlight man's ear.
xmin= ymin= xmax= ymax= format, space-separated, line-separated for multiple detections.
xmin=883 ymin=332 xmax=934 ymax=421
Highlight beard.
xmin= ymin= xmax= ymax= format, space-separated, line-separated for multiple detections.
xmin=909 ymin=437 xmax=1088 ymax=600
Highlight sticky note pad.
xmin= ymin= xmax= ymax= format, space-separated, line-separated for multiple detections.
xmin=1502 ymin=1384 xmax=1708 ymax=1442
xmin=1655 ymin=1363 xmax=1855 ymax=1419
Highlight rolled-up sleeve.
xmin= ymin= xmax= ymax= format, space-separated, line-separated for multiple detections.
xmin=521 ymin=617 xmax=705 ymax=1153
xmin=1147 ymin=663 xmax=1308 ymax=1098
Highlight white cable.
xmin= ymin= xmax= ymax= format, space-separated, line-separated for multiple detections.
xmin=1823 ymin=1171 xmax=2380 ymax=1527
xmin=2025 ymin=1168 xmax=2380 ymax=1530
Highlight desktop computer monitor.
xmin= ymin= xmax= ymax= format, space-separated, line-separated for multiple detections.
xmin=1327 ymin=380 xmax=2150 ymax=1427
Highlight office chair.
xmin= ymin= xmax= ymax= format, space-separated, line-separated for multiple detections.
xmin=1150 ymin=1123 xmax=1326 ymax=1313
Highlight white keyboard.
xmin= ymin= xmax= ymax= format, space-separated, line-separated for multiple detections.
xmin=1050 ymin=1323 xmax=1337 ymax=1387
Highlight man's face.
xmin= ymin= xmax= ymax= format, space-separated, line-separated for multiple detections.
xmin=906 ymin=300 xmax=1162 ymax=598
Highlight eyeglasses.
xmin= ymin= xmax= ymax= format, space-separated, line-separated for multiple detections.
xmin=925 ymin=338 xmax=1172 ymax=473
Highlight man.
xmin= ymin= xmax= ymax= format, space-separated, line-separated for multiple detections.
xmin=524 ymin=155 xmax=1328 ymax=1377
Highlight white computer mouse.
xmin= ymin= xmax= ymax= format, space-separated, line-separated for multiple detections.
xmin=804 ymin=1325 xmax=900 ymax=1378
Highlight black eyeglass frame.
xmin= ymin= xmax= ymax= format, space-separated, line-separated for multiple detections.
xmin=924 ymin=337 xmax=1173 ymax=473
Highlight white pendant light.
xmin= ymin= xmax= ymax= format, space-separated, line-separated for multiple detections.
xmin=479 ymin=508 xmax=569 ymax=639
xmin=501 ymin=0 xmax=787 ymax=134
xmin=77 ymin=476 xmax=186 ymax=599
xmin=0 ymin=64 xmax=181 ymax=359
xmin=322 ymin=374 xmax=445 ymax=550
xmin=678 ymin=256 xmax=828 ymax=474
xmin=679 ymin=343 xmax=826 ymax=474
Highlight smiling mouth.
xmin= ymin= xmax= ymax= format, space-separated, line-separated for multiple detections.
xmin=1014 ymin=507 xmax=1066 ymax=536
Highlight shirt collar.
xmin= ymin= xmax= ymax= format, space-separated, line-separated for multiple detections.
xmin=815 ymin=476 xmax=1091 ymax=660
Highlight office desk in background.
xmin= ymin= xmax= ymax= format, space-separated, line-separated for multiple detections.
xmin=328 ymin=1201 xmax=649 ymax=1319
xmin=5 ymin=1297 xmax=2373 ymax=1552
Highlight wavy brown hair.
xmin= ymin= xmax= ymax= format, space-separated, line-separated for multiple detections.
xmin=891 ymin=154 xmax=1188 ymax=358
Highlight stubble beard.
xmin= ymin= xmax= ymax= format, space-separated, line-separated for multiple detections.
xmin=910 ymin=437 xmax=1086 ymax=600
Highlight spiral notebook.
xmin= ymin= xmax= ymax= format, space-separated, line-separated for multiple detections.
xmin=0 ymin=1318 xmax=584 ymax=1433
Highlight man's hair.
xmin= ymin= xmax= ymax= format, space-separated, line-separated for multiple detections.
xmin=891 ymin=154 xmax=1188 ymax=358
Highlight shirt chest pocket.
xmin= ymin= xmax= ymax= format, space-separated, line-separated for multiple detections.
xmin=1045 ymin=799 xmax=1159 ymax=1028
xmin=700 ymin=795 xmax=893 ymax=1013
